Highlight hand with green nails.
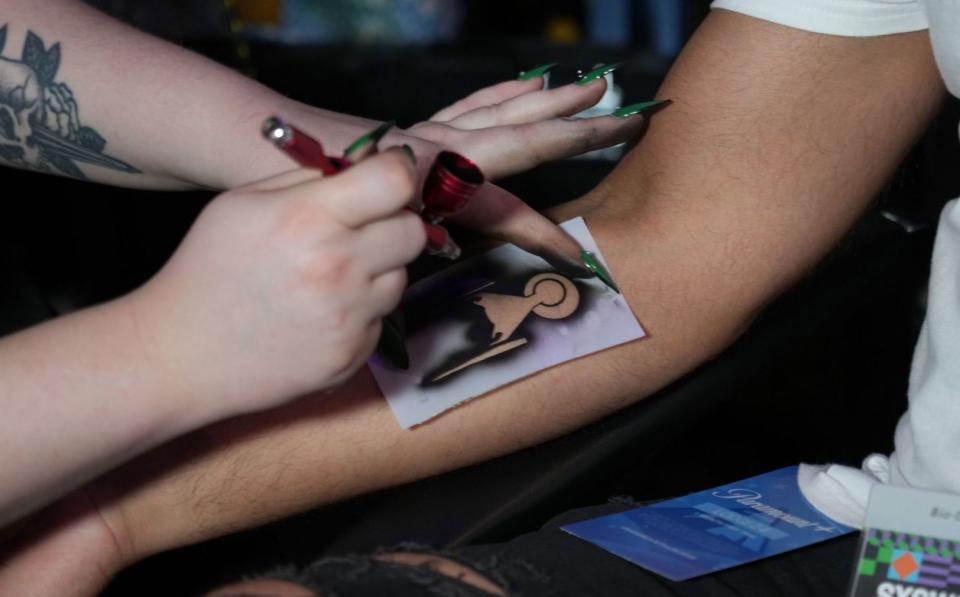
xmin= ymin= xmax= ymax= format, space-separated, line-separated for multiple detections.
xmin=613 ymin=99 xmax=671 ymax=118
xmin=379 ymin=67 xmax=669 ymax=278
xmin=576 ymin=62 xmax=623 ymax=85
xmin=335 ymin=78 xmax=657 ymax=363
xmin=518 ymin=62 xmax=559 ymax=81
xmin=269 ymin=61 xmax=668 ymax=281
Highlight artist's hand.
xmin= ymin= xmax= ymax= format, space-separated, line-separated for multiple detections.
xmin=129 ymin=148 xmax=424 ymax=416
xmin=398 ymin=75 xmax=651 ymax=274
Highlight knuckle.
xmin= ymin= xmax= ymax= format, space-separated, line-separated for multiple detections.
xmin=301 ymin=249 xmax=353 ymax=289
xmin=579 ymin=122 xmax=605 ymax=154
xmin=273 ymin=196 xmax=335 ymax=238
xmin=401 ymin=211 xmax=427 ymax=246
xmin=477 ymin=104 xmax=498 ymax=124
xmin=382 ymin=268 xmax=408 ymax=299
xmin=518 ymin=126 xmax=548 ymax=165
xmin=328 ymin=322 xmax=372 ymax=379
xmin=326 ymin=352 xmax=357 ymax=384
xmin=346 ymin=322 xmax=371 ymax=356
xmin=419 ymin=121 xmax=454 ymax=144
xmin=408 ymin=229 xmax=427 ymax=258
xmin=320 ymin=309 xmax=359 ymax=360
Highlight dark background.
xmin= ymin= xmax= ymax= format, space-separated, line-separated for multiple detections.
xmin=1 ymin=2 xmax=959 ymax=594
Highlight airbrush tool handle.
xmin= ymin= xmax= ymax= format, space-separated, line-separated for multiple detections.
xmin=262 ymin=116 xmax=346 ymax=175
xmin=263 ymin=116 xmax=462 ymax=260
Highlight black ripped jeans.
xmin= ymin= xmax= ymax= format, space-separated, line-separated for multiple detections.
xmin=261 ymin=501 xmax=860 ymax=597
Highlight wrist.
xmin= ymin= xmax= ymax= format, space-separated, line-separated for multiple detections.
xmin=216 ymin=100 xmax=382 ymax=189
xmin=111 ymin=290 xmax=226 ymax=435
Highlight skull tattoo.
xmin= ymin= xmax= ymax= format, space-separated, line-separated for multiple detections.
xmin=0 ymin=25 xmax=138 ymax=178
xmin=0 ymin=55 xmax=43 ymax=165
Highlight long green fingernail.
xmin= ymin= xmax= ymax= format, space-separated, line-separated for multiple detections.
xmin=576 ymin=62 xmax=622 ymax=86
xmin=612 ymin=99 xmax=671 ymax=118
xmin=344 ymin=121 xmax=395 ymax=157
xmin=581 ymin=250 xmax=620 ymax=294
xmin=518 ymin=62 xmax=559 ymax=81
xmin=377 ymin=317 xmax=409 ymax=370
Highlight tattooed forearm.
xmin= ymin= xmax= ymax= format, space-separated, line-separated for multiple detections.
xmin=0 ymin=25 xmax=138 ymax=179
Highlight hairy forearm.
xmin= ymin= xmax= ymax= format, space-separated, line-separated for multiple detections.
xmin=0 ymin=0 xmax=374 ymax=189
xmin=104 ymin=11 xmax=944 ymax=561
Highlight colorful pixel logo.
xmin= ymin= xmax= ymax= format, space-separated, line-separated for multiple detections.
xmin=888 ymin=550 xmax=923 ymax=583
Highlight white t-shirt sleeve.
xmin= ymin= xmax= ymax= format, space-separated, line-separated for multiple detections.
xmin=711 ymin=0 xmax=928 ymax=37
xmin=801 ymin=200 xmax=960 ymax=529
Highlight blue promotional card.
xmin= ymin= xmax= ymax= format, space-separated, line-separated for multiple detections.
xmin=562 ymin=466 xmax=853 ymax=581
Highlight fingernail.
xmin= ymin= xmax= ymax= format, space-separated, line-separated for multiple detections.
xmin=344 ymin=121 xmax=395 ymax=158
xmin=576 ymin=62 xmax=622 ymax=86
xmin=518 ymin=62 xmax=559 ymax=81
xmin=581 ymin=250 xmax=620 ymax=294
xmin=546 ymin=253 xmax=596 ymax=279
xmin=424 ymin=222 xmax=462 ymax=260
xmin=612 ymin=99 xmax=671 ymax=118
xmin=401 ymin=143 xmax=417 ymax=165
xmin=377 ymin=317 xmax=409 ymax=370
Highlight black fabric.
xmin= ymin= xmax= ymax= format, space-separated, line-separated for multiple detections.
xmin=261 ymin=502 xmax=859 ymax=597
xmin=265 ymin=554 xmax=512 ymax=597
xmin=0 ymin=242 xmax=53 ymax=337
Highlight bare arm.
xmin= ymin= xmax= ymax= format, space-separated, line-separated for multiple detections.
xmin=0 ymin=0 xmax=641 ymax=191
xmin=0 ymin=0 xmax=652 ymax=529
xmin=0 ymin=0 xmax=317 ymax=188
xmin=0 ymin=150 xmax=429 ymax=527
xmin=0 ymin=0 xmax=645 ymax=267
xmin=0 ymin=298 xmax=201 ymax=527
xmin=5 ymin=9 xmax=946 ymax=586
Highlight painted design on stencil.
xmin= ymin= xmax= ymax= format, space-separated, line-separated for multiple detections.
xmin=428 ymin=273 xmax=580 ymax=382
xmin=0 ymin=25 xmax=139 ymax=178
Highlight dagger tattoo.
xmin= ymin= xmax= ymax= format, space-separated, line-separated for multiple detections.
xmin=0 ymin=25 xmax=139 ymax=179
